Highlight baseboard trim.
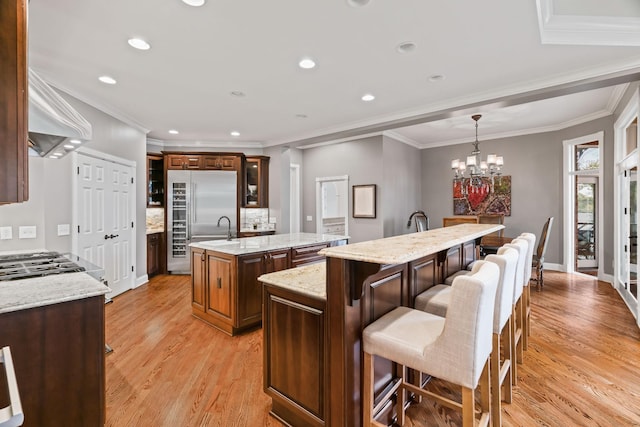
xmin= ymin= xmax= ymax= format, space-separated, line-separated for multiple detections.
xmin=135 ymin=274 xmax=149 ymax=288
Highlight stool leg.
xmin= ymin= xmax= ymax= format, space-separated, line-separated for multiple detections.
xmin=510 ymin=307 xmax=518 ymax=386
xmin=490 ymin=334 xmax=501 ymax=427
xmin=363 ymin=351 xmax=374 ymax=427
xmin=502 ymin=321 xmax=513 ymax=404
xmin=522 ymin=286 xmax=529 ymax=350
xmin=461 ymin=386 xmax=476 ymax=427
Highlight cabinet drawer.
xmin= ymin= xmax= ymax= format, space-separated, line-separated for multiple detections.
xmin=291 ymin=243 xmax=329 ymax=267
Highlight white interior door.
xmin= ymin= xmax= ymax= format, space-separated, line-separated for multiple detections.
xmin=75 ymin=152 xmax=135 ymax=297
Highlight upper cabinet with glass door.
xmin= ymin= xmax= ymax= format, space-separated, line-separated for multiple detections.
xmin=244 ymin=156 xmax=269 ymax=208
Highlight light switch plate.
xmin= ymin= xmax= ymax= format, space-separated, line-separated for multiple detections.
xmin=0 ymin=227 xmax=12 ymax=240
xmin=306 ymin=215 xmax=313 ymax=222
xmin=57 ymin=224 xmax=71 ymax=236
xmin=19 ymin=225 xmax=37 ymax=239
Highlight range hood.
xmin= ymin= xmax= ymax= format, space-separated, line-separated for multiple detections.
xmin=28 ymin=68 xmax=92 ymax=158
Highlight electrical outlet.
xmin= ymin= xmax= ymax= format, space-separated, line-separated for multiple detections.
xmin=19 ymin=225 xmax=37 ymax=239
xmin=57 ymin=224 xmax=71 ymax=236
xmin=0 ymin=227 xmax=12 ymax=240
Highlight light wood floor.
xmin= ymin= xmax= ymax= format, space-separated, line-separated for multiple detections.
xmin=105 ymin=271 xmax=640 ymax=426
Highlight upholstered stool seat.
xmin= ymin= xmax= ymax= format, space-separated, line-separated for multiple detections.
xmin=363 ymin=262 xmax=499 ymax=427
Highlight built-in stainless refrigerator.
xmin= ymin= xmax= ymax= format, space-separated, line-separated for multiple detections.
xmin=167 ymin=170 xmax=237 ymax=273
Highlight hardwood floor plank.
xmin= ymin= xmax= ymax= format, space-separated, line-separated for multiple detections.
xmin=105 ymin=271 xmax=640 ymax=426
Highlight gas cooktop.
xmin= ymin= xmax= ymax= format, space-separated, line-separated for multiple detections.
xmin=0 ymin=251 xmax=86 ymax=281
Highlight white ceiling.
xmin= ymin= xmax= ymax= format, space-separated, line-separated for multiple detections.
xmin=27 ymin=0 xmax=640 ymax=150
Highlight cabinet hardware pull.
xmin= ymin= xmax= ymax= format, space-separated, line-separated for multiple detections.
xmin=217 ymin=277 xmax=222 ymax=288
xmin=201 ymin=253 xmax=205 ymax=261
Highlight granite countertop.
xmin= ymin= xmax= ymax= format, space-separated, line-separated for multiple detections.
xmin=189 ymin=232 xmax=349 ymax=256
xmin=259 ymin=262 xmax=326 ymax=300
xmin=0 ymin=272 xmax=111 ymax=314
xmin=146 ymin=226 xmax=165 ymax=235
xmin=319 ymin=223 xmax=503 ymax=265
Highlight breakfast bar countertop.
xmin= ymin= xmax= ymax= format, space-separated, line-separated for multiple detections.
xmin=258 ymin=262 xmax=326 ymax=300
xmin=319 ymin=223 xmax=504 ymax=265
xmin=189 ymin=232 xmax=349 ymax=256
xmin=0 ymin=272 xmax=111 ymax=314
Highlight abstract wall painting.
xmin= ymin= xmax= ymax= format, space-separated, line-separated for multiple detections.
xmin=453 ymin=176 xmax=511 ymax=216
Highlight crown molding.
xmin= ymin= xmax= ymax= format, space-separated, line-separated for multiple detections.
xmin=381 ymin=131 xmax=423 ymax=149
xmin=536 ymin=0 xmax=640 ymax=46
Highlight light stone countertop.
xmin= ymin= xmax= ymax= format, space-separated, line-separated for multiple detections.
xmin=259 ymin=262 xmax=326 ymax=300
xmin=319 ymin=223 xmax=504 ymax=265
xmin=190 ymin=232 xmax=349 ymax=256
xmin=0 ymin=272 xmax=111 ymax=314
xmin=146 ymin=226 xmax=165 ymax=235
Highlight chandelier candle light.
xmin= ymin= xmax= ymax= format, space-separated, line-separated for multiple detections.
xmin=451 ymin=114 xmax=503 ymax=194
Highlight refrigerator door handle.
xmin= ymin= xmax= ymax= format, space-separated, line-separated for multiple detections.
xmin=191 ymin=182 xmax=197 ymax=224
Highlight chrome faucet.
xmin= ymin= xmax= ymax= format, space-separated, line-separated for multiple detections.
xmin=217 ymin=215 xmax=232 ymax=240
xmin=407 ymin=210 xmax=429 ymax=232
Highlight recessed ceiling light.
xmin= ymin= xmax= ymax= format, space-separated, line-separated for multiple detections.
xmin=168 ymin=129 xmax=179 ymax=135
xmin=347 ymin=0 xmax=370 ymax=6
xmin=295 ymin=114 xmax=308 ymax=119
xmin=127 ymin=38 xmax=151 ymax=50
xmin=53 ymin=152 xmax=63 ymax=157
xmin=298 ymin=58 xmax=316 ymax=69
xmin=69 ymin=139 xmax=82 ymax=145
xmin=98 ymin=75 xmax=117 ymax=85
xmin=230 ymin=131 xmax=240 ymax=137
xmin=63 ymin=144 xmax=74 ymax=149
xmin=428 ymin=74 xmax=446 ymax=82
xmin=396 ymin=41 xmax=416 ymax=54
xmin=361 ymin=93 xmax=375 ymax=102
xmin=230 ymin=91 xmax=246 ymax=97
xmin=49 ymin=155 xmax=58 ymax=159
xmin=182 ymin=0 xmax=205 ymax=6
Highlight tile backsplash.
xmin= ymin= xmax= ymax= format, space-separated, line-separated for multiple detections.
xmin=240 ymin=208 xmax=274 ymax=231
xmin=146 ymin=208 xmax=164 ymax=232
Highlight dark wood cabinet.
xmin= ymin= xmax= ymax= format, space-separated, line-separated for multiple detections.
xmin=147 ymin=232 xmax=164 ymax=277
xmin=147 ymin=155 xmax=164 ymax=207
xmin=203 ymin=154 xmax=241 ymax=171
xmin=165 ymin=154 xmax=202 ymax=170
xmin=191 ymin=248 xmax=206 ymax=313
xmin=244 ymin=156 xmax=269 ymax=208
xmin=0 ymin=296 xmax=105 ymax=427
xmin=263 ymin=284 xmax=327 ymax=427
xmin=206 ymin=253 xmax=234 ymax=321
xmin=0 ymin=0 xmax=28 ymax=204
xmin=164 ymin=152 xmax=244 ymax=172
xmin=291 ymin=243 xmax=330 ymax=268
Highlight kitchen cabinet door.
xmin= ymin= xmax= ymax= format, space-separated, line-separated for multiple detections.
xmin=244 ymin=156 xmax=269 ymax=208
xmin=147 ymin=155 xmax=164 ymax=207
xmin=0 ymin=0 xmax=28 ymax=204
xmin=203 ymin=155 xmax=241 ymax=171
xmin=206 ymin=253 xmax=234 ymax=320
xmin=191 ymin=248 xmax=206 ymax=312
xmin=165 ymin=154 xmax=202 ymax=170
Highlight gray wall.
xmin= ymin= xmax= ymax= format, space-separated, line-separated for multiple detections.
xmin=382 ymin=136 xmax=423 ymax=237
xmin=301 ymin=136 xmax=384 ymax=243
xmin=421 ymin=115 xmax=616 ymax=274
xmin=0 ymin=90 xmax=148 ymax=282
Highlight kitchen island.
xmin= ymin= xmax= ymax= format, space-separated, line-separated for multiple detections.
xmin=189 ymin=232 xmax=348 ymax=335
xmin=259 ymin=223 xmax=503 ymax=427
xmin=0 ymin=269 xmax=110 ymax=427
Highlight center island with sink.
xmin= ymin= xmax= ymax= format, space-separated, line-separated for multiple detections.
xmin=189 ymin=232 xmax=348 ymax=335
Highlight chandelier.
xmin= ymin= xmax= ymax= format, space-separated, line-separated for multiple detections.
xmin=451 ymin=114 xmax=503 ymax=194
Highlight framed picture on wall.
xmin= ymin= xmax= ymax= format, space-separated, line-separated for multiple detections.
xmin=353 ymin=184 xmax=376 ymax=218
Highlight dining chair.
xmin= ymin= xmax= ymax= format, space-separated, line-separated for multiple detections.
xmin=478 ymin=214 xmax=505 ymax=256
xmin=363 ymin=262 xmax=499 ymax=427
xmin=442 ymin=216 xmax=479 ymax=227
xmin=531 ymin=217 xmax=554 ymax=290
